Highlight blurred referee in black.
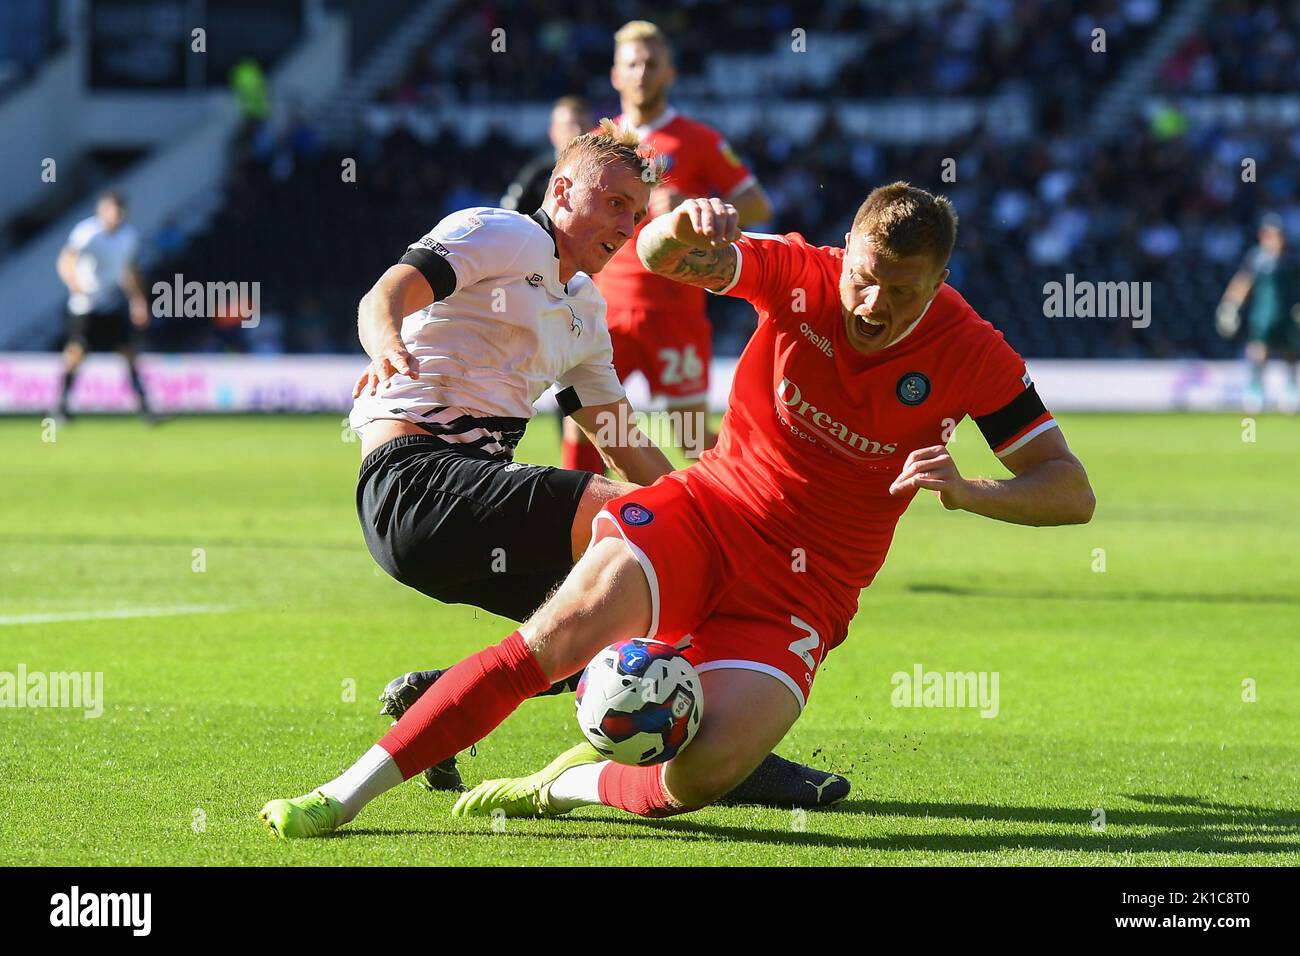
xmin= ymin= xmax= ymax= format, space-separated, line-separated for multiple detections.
xmin=55 ymin=190 xmax=155 ymax=421
xmin=500 ymin=96 xmax=592 ymax=214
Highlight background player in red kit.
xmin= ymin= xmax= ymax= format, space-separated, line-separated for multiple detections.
xmin=260 ymin=183 xmax=1095 ymax=836
xmin=561 ymin=20 xmax=773 ymax=472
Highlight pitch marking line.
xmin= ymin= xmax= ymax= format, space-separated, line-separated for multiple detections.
xmin=0 ymin=604 xmax=236 ymax=626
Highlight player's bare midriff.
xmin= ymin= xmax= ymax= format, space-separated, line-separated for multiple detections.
xmin=359 ymin=418 xmax=429 ymax=457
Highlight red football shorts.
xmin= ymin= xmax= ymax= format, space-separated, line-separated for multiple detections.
xmin=591 ymin=469 xmax=849 ymax=710
xmin=607 ymin=307 xmax=712 ymax=405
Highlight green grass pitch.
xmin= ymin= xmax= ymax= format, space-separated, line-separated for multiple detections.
xmin=1 ymin=411 xmax=1297 ymax=866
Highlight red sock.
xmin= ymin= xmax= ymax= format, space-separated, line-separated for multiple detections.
xmin=561 ymin=436 xmax=606 ymax=474
xmin=597 ymin=762 xmax=695 ymax=818
xmin=378 ymin=631 xmax=551 ymax=780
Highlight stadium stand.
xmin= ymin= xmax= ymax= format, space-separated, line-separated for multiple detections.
xmin=2 ymin=0 xmax=1294 ymax=364
xmin=0 ymin=0 xmax=63 ymax=98
xmin=1159 ymin=0 xmax=1300 ymax=93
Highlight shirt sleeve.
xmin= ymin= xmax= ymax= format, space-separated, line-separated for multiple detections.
xmin=398 ymin=208 xmax=526 ymax=301
xmin=696 ymin=127 xmax=756 ymax=198
xmin=554 ymin=324 xmax=627 ymax=413
xmin=708 ymin=231 xmax=807 ymax=317
xmin=968 ymin=331 xmax=1058 ymax=458
xmin=66 ymin=220 xmax=97 ymax=252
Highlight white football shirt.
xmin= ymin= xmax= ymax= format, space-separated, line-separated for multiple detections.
xmin=65 ymin=216 xmax=140 ymax=315
xmin=348 ymin=207 xmax=625 ymax=458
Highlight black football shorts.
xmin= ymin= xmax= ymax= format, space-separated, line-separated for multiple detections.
xmin=356 ymin=434 xmax=593 ymax=622
xmin=67 ymin=306 xmax=133 ymax=352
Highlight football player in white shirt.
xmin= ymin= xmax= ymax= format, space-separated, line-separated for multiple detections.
xmin=259 ymin=124 xmax=841 ymax=828
xmin=349 ymin=120 xmax=671 ymax=622
xmin=55 ymin=191 xmax=154 ymax=420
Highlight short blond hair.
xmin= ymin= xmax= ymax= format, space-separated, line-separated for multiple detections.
xmin=614 ymin=19 xmax=672 ymax=56
xmin=552 ymin=117 xmax=664 ymax=189
xmin=851 ymin=181 xmax=957 ymax=266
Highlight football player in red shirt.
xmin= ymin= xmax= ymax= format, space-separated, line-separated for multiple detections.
xmin=561 ymin=20 xmax=773 ymax=473
xmin=259 ymin=183 xmax=1095 ymax=837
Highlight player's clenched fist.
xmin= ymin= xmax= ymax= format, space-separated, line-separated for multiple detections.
xmin=671 ymin=198 xmax=741 ymax=249
xmin=888 ymin=444 xmax=970 ymax=510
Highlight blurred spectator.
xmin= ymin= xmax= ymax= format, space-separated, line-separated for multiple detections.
xmin=230 ymin=58 xmax=270 ymax=122
xmin=142 ymin=0 xmax=1300 ymax=363
xmin=1160 ymin=0 xmax=1300 ymax=94
xmin=500 ymin=96 xmax=593 ymax=213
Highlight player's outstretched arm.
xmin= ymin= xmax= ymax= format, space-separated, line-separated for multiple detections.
xmin=637 ymin=198 xmax=741 ymax=292
xmin=889 ymin=427 xmax=1095 ymax=527
xmin=571 ymin=398 xmax=674 ymax=486
xmin=353 ymin=264 xmax=431 ymax=396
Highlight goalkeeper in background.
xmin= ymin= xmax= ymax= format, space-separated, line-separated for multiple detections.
xmin=1216 ymin=213 xmax=1300 ymax=413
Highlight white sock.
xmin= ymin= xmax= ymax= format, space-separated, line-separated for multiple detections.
xmin=545 ymin=761 xmax=609 ymax=812
xmin=319 ymin=744 xmax=404 ymax=824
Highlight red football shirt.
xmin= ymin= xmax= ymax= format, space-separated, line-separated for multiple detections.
xmin=593 ymin=108 xmax=756 ymax=315
xmin=687 ymin=231 xmax=1057 ymax=635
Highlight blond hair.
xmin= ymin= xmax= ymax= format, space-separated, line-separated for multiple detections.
xmin=851 ymin=181 xmax=957 ymax=266
xmin=614 ymin=19 xmax=670 ymax=50
xmin=552 ymin=117 xmax=664 ymax=189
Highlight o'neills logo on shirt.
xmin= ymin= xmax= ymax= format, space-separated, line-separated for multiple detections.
xmin=799 ymin=322 xmax=833 ymax=357
xmin=776 ymin=377 xmax=897 ymax=460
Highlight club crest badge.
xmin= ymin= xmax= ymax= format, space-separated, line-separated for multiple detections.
xmin=620 ymin=503 xmax=654 ymax=526
xmin=896 ymin=371 xmax=931 ymax=406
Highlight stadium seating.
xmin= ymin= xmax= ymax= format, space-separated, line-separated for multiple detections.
xmin=6 ymin=0 xmax=1293 ymax=362
xmin=1158 ymin=0 xmax=1300 ymax=93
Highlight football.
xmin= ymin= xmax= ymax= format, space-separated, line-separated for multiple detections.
xmin=575 ymin=639 xmax=703 ymax=765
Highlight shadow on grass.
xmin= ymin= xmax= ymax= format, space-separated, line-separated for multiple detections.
xmin=797 ymin=793 xmax=1300 ymax=855
xmin=906 ymin=582 xmax=1300 ymax=606
xmin=322 ymin=793 xmax=1300 ymax=856
xmin=326 ymin=826 xmax=694 ymax=843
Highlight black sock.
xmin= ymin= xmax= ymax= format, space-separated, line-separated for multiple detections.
xmin=127 ymin=363 xmax=151 ymax=413
xmin=59 ymin=367 xmax=79 ymax=413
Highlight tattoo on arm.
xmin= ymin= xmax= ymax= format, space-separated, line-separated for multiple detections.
xmin=669 ymin=246 xmax=738 ymax=291
xmin=638 ymin=224 xmax=738 ymax=292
